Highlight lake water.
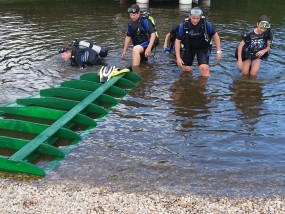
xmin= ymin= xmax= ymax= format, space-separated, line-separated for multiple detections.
xmin=0 ymin=0 xmax=285 ymax=197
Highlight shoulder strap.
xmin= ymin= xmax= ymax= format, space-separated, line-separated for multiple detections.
xmin=183 ymin=19 xmax=190 ymax=34
xmin=141 ymin=17 xmax=149 ymax=32
xmin=201 ymin=17 xmax=210 ymax=42
xmin=148 ymin=15 xmax=155 ymax=27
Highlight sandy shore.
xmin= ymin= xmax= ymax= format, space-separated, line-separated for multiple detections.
xmin=0 ymin=179 xmax=284 ymax=214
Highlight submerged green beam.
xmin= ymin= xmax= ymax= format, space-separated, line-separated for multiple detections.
xmin=0 ymin=69 xmax=142 ymax=176
xmin=10 ymin=73 xmax=131 ymax=162
xmin=0 ymin=157 xmax=45 ymax=176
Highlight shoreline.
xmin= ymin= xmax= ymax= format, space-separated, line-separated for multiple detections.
xmin=0 ymin=180 xmax=284 ymax=213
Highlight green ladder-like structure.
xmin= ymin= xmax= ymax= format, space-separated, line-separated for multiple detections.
xmin=0 ymin=69 xmax=142 ymax=176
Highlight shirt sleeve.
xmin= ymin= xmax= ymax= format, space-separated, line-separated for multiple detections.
xmin=206 ymin=21 xmax=216 ymax=37
xmin=146 ymin=19 xmax=155 ymax=34
xmin=170 ymin=25 xmax=176 ymax=34
xmin=241 ymin=31 xmax=252 ymax=43
xmin=126 ymin=21 xmax=131 ymax=37
xmin=176 ymin=23 xmax=184 ymax=40
xmin=267 ymin=29 xmax=273 ymax=41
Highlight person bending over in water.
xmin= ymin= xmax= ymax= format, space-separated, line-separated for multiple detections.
xmin=58 ymin=46 xmax=102 ymax=69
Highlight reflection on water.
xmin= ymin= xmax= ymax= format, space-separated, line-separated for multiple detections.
xmin=171 ymin=73 xmax=210 ymax=130
xmin=231 ymin=77 xmax=263 ymax=125
xmin=1 ymin=0 xmax=285 ymax=197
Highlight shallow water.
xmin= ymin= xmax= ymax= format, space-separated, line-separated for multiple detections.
xmin=0 ymin=0 xmax=285 ymax=197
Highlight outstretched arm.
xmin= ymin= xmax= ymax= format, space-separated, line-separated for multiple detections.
xmin=164 ymin=33 xmax=171 ymax=49
xmin=213 ymin=32 xmax=222 ymax=60
xmin=236 ymin=40 xmax=245 ymax=70
xmin=121 ymin=36 xmax=131 ymax=59
xmin=175 ymin=38 xmax=184 ymax=66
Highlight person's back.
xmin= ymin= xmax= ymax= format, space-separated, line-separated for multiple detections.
xmin=71 ymin=48 xmax=102 ymax=68
xmin=59 ymin=46 xmax=102 ymax=69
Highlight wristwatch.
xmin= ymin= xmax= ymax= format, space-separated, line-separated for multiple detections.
xmin=217 ymin=50 xmax=222 ymax=54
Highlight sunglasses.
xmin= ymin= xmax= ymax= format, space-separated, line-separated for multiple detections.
xmin=127 ymin=8 xmax=139 ymax=14
xmin=258 ymin=21 xmax=270 ymax=29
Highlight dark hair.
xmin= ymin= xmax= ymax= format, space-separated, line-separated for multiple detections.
xmin=258 ymin=15 xmax=270 ymax=23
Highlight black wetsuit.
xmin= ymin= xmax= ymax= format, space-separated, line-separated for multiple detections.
xmin=126 ymin=16 xmax=155 ymax=47
xmin=71 ymin=47 xmax=102 ymax=68
xmin=176 ymin=19 xmax=215 ymax=66
xmin=240 ymin=29 xmax=273 ymax=60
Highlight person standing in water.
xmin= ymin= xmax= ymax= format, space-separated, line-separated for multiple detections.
xmin=236 ymin=15 xmax=273 ymax=77
xmin=121 ymin=4 xmax=156 ymax=66
xmin=175 ymin=7 xmax=222 ymax=77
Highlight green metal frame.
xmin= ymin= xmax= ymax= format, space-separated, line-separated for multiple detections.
xmin=0 ymin=70 xmax=142 ymax=176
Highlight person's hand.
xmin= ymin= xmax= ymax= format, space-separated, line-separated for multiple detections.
xmin=176 ymin=58 xmax=185 ymax=67
xmin=256 ymin=50 xmax=265 ymax=58
xmin=216 ymin=52 xmax=222 ymax=61
xmin=237 ymin=60 xmax=243 ymax=70
xmin=163 ymin=43 xmax=168 ymax=50
xmin=121 ymin=51 xmax=126 ymax=59
xmin=144 ymin=47 xmax=152 ymax=58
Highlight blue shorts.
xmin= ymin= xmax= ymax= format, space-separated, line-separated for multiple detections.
xmin=139 ymin=41 xmax=154 ymax=61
